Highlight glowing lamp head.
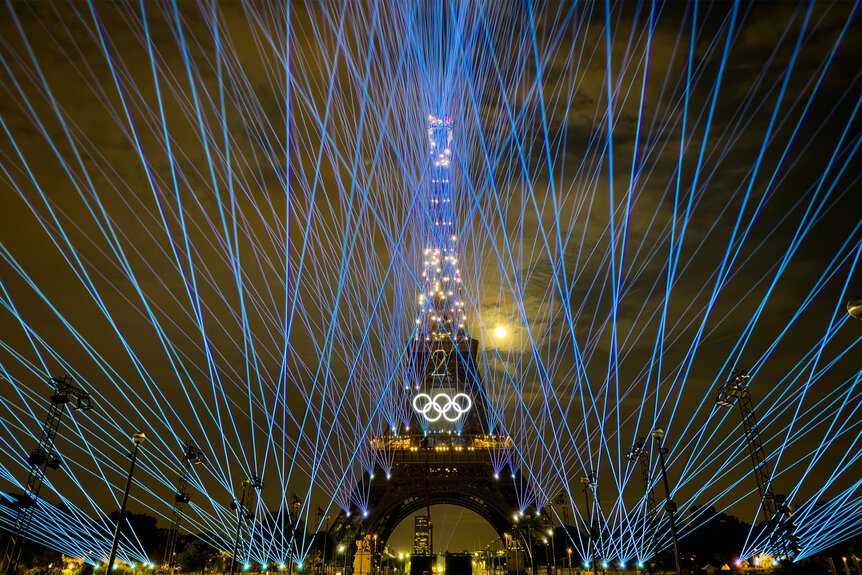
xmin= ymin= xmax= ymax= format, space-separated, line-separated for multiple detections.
xmin=493 ymin=325 xmax=507 ymax=339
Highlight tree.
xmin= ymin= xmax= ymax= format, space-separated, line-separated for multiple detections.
xmin=179 ymin=540 xmax=223 ymax=573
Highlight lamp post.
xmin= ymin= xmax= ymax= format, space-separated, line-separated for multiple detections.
xmin=566 ymin=549 xmax=572 ymax=575
xmin=546 ymin=529 xmax=557 ymax=575
xmin=542 ymin=539 xmax=550 ymax=575
xmin=230 ymin=475 xmax=262 ymax=575
xmin=230 ymin=480 xmax=252 ymax=575
xmin=581 ymin=476 xmax=597 ymax=575
xmin=651 ymin=429 xmax=681 ymax=575
xmin=339 ymin=545 xmax=347 ymax=575
xmin=106 ymin=432 xmax=146 ymax=575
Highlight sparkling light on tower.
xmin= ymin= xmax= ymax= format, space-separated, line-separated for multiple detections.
xmin=408 ymin=115 xmax=479 ymax=434
xmin=415 ymin=115 xmax=465 ymax=345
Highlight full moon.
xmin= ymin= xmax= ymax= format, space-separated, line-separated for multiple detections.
xmin=494 ymin=325 xmax=507 ymax=339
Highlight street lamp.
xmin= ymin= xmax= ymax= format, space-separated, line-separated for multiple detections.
xmin=650 ymin=429 xmax=681 ymax=575
xmin=546 ymin=528 xmax=557 ymax=575
xmin=106 ymin=432 xmax=146 ymax=575
xmin=580 ymin=476 xmax=598 ymax=575
xmin=542 ymin=538 xmax=549 ymax=575
xmin=566 ymin=549 xmax=572 ymax=575
xmin=339 ymin=545 xmax=347 ymax=575
xmin=230 ymin=476 xmax=262 ymax=575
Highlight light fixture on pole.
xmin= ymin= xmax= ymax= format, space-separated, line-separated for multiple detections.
xmin=106 ymin=432 xmax=146 ymax=575
xmin=580 ymin=475 xmax=598 ymax=575
xmin=546 ymin=528 xmax=557 ymax=575
xmin=229 ymin=475 xmax=262 ymax=575
xmin=340 ymin=545 xmax=348 ymax=575
xmin=650 ymin=429 xmax=681 ymax=575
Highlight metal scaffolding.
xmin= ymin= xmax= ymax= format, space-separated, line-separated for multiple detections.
xmin=715 ymin=369 xmax=797 ymax=558
xmin=2 ymin=376 xmax=92 ymax=575
xmin=163 ymin=441 xmax=205 ymax=571
xmin=626 ymin=438 xmax=658 ymax=560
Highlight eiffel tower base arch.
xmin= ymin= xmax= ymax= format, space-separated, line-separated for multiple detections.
xmin=328 ymin=440 xmax=526 ymax=575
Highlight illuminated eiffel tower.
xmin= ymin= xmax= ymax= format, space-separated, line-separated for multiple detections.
xmin=328 ymin=116 xmax=523 ymax=575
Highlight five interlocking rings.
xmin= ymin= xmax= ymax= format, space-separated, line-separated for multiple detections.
xmin=412 ymin=392 xmax=472 ymax=422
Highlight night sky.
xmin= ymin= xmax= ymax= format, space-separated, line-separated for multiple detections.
xmin=0 ymin=1 xmax=859 ymax=563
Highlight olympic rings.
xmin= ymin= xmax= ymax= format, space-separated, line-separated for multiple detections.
xmin=412 ymin=392 xmax=472 ymax=422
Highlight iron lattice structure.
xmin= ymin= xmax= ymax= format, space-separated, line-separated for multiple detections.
xmin=331 ymin=116 xmax=522 ymax=575
xmin=163 ymin=442 xmax=204 ymax=571
xmin=228 ymin=474 xmax=262 ymax=574
xmin=715 ymin=370 xmax=797 ymax=558
xmin=2 ymin=376 xmax=91 ymax=575
xmin=626 ymin=438 xmax=658 ymax=560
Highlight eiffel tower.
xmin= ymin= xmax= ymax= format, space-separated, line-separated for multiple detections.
xmin=327 ymin=116 xmax=522 ymax=575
